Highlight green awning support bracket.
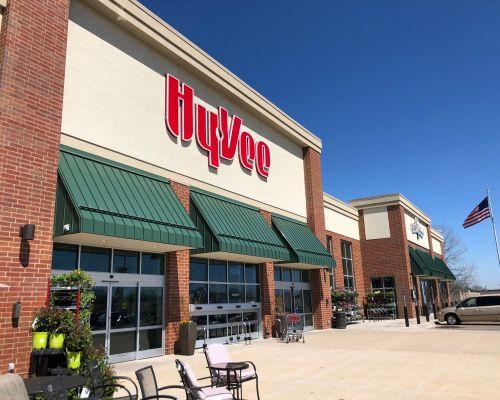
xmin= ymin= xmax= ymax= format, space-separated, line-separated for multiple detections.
xmin=54 ymin=145 xmax=202 ymax=249
xmin=271 ymin=214 xmax=335 ymax=268
xmin=189 ymin=188 xmax=290 ymax=261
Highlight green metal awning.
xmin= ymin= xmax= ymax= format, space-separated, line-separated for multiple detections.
xmin=409 ymin=247 xmax=445 ymax=279
xmin=54 ymin=146 xmax=202 ymax=251
xmin=433 ymin=257 xmax=456 ymax=281
xmin=409 ymin=247 xmax=431 ymax=276
xmin=189 ymin=188 xmax=290 ymax=263
xmin=271 ymin=214 xmax=336 ymax=269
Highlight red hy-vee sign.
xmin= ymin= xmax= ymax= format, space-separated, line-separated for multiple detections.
xmin=165 ymin=74 xmax=271 ymax=178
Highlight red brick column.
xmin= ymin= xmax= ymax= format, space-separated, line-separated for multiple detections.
xmin=259 ymin=211 xmax=275 ymax=338
xmin=425 ymin=226 xmax=441 ymax=311
xmin=165 ymin=182 xmax=191 ymax=354
xmin=0 ymin=0 xmax=69 ymax=375
xmin=303 ymin=148 xmax=331 ymax=329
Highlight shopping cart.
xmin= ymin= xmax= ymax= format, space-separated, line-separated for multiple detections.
xmin=277 ymin=314 xmax=305 ymax=343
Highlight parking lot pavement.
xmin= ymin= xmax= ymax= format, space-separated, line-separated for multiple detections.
xmin=114 ymin=320 xmax=500 ymax=400
xmin=433 ymin=322 xmax=500 ymax=331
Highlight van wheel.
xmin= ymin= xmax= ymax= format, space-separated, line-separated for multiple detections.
xmin=445 ymin=313 xmax=460 ymax=325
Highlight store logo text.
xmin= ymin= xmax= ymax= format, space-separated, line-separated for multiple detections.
xmin=165 ymin=74 xmax=271 ymax=178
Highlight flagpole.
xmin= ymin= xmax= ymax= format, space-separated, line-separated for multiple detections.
xmin=487 ymin=189 xmax=500 ymax=268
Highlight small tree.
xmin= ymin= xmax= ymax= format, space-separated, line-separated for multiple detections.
xmin=435 ymin=225 xmax=479 ymax=300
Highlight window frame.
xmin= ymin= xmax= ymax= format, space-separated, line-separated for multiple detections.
xmin=341 ymin=240 xmax=355 ymax=291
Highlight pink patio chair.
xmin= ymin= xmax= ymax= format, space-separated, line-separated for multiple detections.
xmin=204 ymin=343 xmax=260 ymax=400
xmin=175 ymin=359 xmax=234 ymax=400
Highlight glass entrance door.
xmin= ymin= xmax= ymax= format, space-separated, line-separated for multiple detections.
xmin=420 ymin=280 xmax=432 ymax=314
xmin=109 ymin=284 xmax=138 ymax=363
xmin=91 ymin=276 xmax=164 ymax=363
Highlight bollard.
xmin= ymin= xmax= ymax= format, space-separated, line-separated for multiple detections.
xmin=403 ymin=305 xmax=409 ymax=327
xmin=432 ymin=303 xmax=437 ymax=320
xmin=415 ymin=305 xmax=421 ymax=324
xmin=425 ymin=304 xmax=430 ymax=322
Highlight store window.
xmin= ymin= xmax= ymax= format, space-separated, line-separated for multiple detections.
xmin=141 ymin=253 xmax=164 ymax=275
xmin=189 ymin=258 xmax=261 ymax=345
xmin=113 ymin=250 xmax=139 ymax=274
xmin=371 ymin=276 xmax=396 ymax=298
xmin=326 ymin=235 xmax=333 ymax=254
xmin=52 ymin=243 xmax=79 ymax=270
xmin=189 ymin=259 xmax=261 ymax=305
xmin=80 ymin=246 xmax=111 ymax=273
xmin=52 ymin=245 xmax=164 ymax=276
xmin=341 ymin=241 xmax=355 ymax=290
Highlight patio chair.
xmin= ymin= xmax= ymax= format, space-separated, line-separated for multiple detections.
xmin=175 ymin=359 xmax=234 ymax=400
xmin=87 ymin=360 xmax=137 ymax=400
xmin=41 ymin=377 xmax=68 ymax=400
xmin=135 ymin=365 xmax=187 ymax=400
xmin=204 ymin=343 xmax=260 ymax=400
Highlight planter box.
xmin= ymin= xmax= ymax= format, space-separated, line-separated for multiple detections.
xmin=178 ymin=322 xmax=197 ymax=356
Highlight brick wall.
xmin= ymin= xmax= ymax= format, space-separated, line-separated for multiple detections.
xmin=165 ymin=182 xmax=190 ymax=354
xmin=326 ymin=231 xmax=365 ymax=301
xmin=303 ymin=147 xmax=331 ymax=329
xmin=259 ymin=210 xmax=275 ymax=338
xmin=358 ymin=205 xmax=415 ymax=318
xmin=0 ymin=0 xmax=69 ymax=375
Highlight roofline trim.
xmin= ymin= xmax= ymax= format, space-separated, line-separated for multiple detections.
xmin=430 ymin=227 xmax=444 ymax=242
xmin=323 ymin=193 xmax=359 ymax=220
xmin=349 ymin=193 xmax=431 ymax=225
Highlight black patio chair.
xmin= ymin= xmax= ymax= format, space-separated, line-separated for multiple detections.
xmin=41 ymin=377 xmax=68 ymax=400
xmin=135 ymin=365 xmax=187 ymax=400
xmin=87 ymin=360 xmax=137 ymax=400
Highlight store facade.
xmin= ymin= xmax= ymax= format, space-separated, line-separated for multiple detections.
xmin=349 ymin=194 xmax=455 ymax=318
xmin=0 ymin=0 xmax=334 ymax=373
xmin=0 ymin=0 xmax=456 ymax=375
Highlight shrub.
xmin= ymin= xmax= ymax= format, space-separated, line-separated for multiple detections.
xmin=32 ymin=308 xmax=51 ymax=332
xmin=331 ymin=288 xmax=359 ymax=308
xmin=45 ymin=308 xmax=74 ymax=334
xmin=365 ymin=291 xmax=395 ymax=307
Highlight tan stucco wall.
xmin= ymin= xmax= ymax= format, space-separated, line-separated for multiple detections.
xmin=324 ymin=207 xmax=360 ymax=240
xmin=404 ymin=211 xmax=430 ymax=250
xmin=363 ymin=206 xmax=391 ymax=240
xmin=431 ymin=237 xmax=442 ymax=255
xmin=61 ymin=0 xmax=308 ymax=218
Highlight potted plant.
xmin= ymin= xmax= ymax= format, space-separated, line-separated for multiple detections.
xmin=47 ymin=309 xmax=73 ymax=349
xmin=66 ymin=325 xmax=90 ymax=369
xmin=32 ymin=308 xmax=51 ymax=349
xmin=178 ymin=320 xmax=197 ymax=356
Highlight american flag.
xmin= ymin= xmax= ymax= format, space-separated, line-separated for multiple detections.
xmin=463 ymin=197 xmax=491 ymax=228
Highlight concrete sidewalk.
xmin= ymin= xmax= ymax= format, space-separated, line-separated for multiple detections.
xmin=113 ymin=321 xmax=500 ymax=399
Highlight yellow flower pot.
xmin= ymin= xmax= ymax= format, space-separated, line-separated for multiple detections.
xmin=32 ymin=332 xmax=48 ymax=349
xmin=49 ymin=333 xmax=65 ymax=349
xmin=67 ymin=351 xmax=82 ymax=369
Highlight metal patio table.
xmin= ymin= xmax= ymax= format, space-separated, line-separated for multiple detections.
xmin=210 ymin=362 xmax=250 ymax=400
xmin=24 ymin=375 xmax=87 ymax=396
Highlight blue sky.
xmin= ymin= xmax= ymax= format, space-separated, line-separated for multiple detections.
xmin=141 ymin=0 xmax=500 ymax=287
